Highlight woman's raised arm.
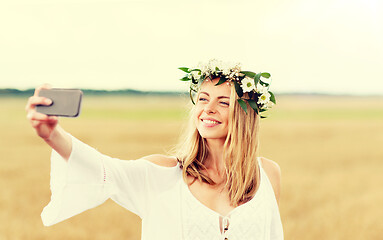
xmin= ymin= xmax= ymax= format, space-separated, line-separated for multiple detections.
xmin=25 ymin=84 xmax=72 ymax=161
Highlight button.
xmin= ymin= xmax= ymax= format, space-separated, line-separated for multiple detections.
xmin=223 ymin=217 xmax=229 ymax=231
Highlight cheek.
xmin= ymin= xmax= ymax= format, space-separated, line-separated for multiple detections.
xmin=194 ymin=104 xmax=204 ymax=116
xmin=193 ymin=108 xmax=202 ymax=124
xmin=222 ymin=110 xmax=230 ymax=124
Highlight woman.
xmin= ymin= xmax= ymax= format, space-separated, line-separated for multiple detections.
xmin=26 ymin=59 xmax=283 ymax=239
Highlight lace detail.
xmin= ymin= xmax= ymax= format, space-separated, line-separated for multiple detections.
xmin=227 ymin=192 xmax=269 ymax=239
xmin=181 ymin=182 xmax=221 ymax=239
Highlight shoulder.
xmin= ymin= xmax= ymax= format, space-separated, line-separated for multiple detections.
xmin=142 ymin=154 xmax=178 ymax=167
xmin=260 ymin=157 xmax=281 ymax=205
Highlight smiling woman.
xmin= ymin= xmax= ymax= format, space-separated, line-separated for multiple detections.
xmin=175 ymin=76 xmax=269 ymax=208
xmin=194 ymin=80 xmax=232 ymax=141
xmin=25 ymin=59 xmax=283 ymax=240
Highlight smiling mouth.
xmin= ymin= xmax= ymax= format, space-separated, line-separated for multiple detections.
xmin=201 ymin=119 xmax=221 ymax=125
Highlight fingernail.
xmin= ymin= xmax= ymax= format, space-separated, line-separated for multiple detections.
xmin=46 ymin=99 xmax=52 ymax=104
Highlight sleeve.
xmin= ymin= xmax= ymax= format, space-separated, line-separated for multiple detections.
xmin=41 ymin=135 xmax=178 ymax=226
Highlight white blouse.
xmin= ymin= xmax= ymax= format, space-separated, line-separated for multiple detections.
xmin=41 ymin=135 xmax=284 ymax=240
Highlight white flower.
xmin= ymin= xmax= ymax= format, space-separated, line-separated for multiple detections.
xmin=208 ymin=59 xmax=221 ymax=74
xmin=241 ymin=77 xmax=256 ymax=93
xmin=258 ymin=91 xmax=271 ymax=105
xmin=222 ymin=69 xmax=231 ymax=75
xmin=198 ymin=62 xmax=209 ymax=76
xmin=222 ymin=64 xmax=231 ymax=75
xmin=222 ymin=61 xmax=240 ymax=75
xmin=233 ymin=64 xmax=241 ymax=73
xmin=191 ymin=70 xmax=201 ymax=79
xmin=256 ymin=83 xmax=268 ymax=94
xmin=197 ymin=59 xmax=242 ymax=78
xmin=266 ymin=101 xmax=274 ymax=108
xmin=261 ymin=101 xmax=274 ymax=109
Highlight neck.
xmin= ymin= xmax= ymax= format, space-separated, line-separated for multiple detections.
xmin=204 ymin=138 xmax=226 ymax=176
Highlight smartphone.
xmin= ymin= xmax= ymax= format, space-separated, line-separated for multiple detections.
xmin=36 ymin=88 xmax=83 ymax=117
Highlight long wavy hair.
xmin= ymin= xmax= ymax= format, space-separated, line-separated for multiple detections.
xmin=169 ymin=80 xmax=261 ymax=207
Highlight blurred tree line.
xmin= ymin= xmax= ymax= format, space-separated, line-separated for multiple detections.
xmin=1 ymin=88 xmax=374 ymax=97
xmin=0 ymin=88 xmax=184 ymax=97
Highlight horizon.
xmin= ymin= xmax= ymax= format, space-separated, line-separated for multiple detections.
xmin=1 ymin=87 xmax=382 ymax=97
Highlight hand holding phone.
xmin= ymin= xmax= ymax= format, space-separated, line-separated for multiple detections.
xmin=26 ymin=85 xmax=75 ymax=159
xmin=36 ymin=88 xmax=83 ymax=117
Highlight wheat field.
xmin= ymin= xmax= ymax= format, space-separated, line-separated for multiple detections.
xmin=0 ymin=95 xmax=382 ymax=240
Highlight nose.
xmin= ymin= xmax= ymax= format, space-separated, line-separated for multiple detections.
xmin=204 ymin=100 xmax=217 ymax=114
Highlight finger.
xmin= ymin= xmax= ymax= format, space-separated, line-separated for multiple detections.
xmin=31 ymin=119 xmax=49 ymax=129
xmin=27 ymin=111 xmax=49 ymax=121
xmin=31 ymin=120 xmax=42 ymax=128
xmin=26 ymin=96 xmax=52 ymax=111
xmin=47 ymin=116 xmax=59 ymax=123
xmin=48 ymin=116 xmax=58 ymax=121
xmin=31 ymin=117 xmax=57 ymax=130
xmin=34 ymin=83 xmax=52 ymax=97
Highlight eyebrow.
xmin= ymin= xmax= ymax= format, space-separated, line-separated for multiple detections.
xmin=200 ymin=91 xmax=230 ymax=99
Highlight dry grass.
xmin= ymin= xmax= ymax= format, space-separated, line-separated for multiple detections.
xmin=1 ymin=95 xmax=382 ymax=240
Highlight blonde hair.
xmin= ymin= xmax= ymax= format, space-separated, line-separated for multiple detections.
xmin=169 ymin=82 xmax=261 ymax=207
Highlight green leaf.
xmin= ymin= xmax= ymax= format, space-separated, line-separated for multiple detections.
xmin=189 ymin=90 xmax=196 ymax=105
xmin=260 ymin=80 xmax=269 ymax=87
xmin=261 ymin=72 xmax=271 ymax=78
xmin=259 ymin=108 xmax=266 ymax=112
xmin=179 ymin=67 xmax=190 ymax=73
xmin=247 ymin=99 xmax=259 ymax=114
xmin=237 ymin=99 xmax=247 ymax=114
xmin=254 ymin=73 xmax=261 ymax=85
xmin=215 ymin=77 xmax=227 ymax=86
xmin=180 ymin=76 xmax=190 ymax=81
xmin=241 ymin=71 xmax=256 ymax=78
xmin=233 ymin=81 xmax=243 ymax=98
xmin=215 ymin=67 xmax=220 ymax=71
xmin=189 ymin=68 xmax=201 ymax=72
xmin=269 ymin=91 xmax=276 ymax=104
xmin=260 ymin=115 xmax=267 ymax=119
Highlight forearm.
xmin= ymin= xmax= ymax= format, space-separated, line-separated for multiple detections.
xmin=44 ymin=125 xmax=72 ymax=161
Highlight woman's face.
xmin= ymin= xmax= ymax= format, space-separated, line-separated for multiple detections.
xmin=194 ymin=78 xmax=232 ymax=141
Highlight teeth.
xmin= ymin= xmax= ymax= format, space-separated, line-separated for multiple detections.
xmin=202 ymin=119 xmax=220 ymax=124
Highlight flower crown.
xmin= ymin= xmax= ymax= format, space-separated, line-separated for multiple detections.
xmin=179 ymin=59 xmax=276 ymax=118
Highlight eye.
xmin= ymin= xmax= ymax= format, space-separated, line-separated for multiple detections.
xmin=220 ymin=101 xmax=229 ymax=106
xmin=199 ymin=98 xmax=208 ymax=102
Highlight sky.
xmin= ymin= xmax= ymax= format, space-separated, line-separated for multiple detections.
xmin=0 ymin=0 xmax=382 ymax=95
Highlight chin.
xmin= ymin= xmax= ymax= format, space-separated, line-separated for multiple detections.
xmin=198 ymin=130 xmax=227 ymax=140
